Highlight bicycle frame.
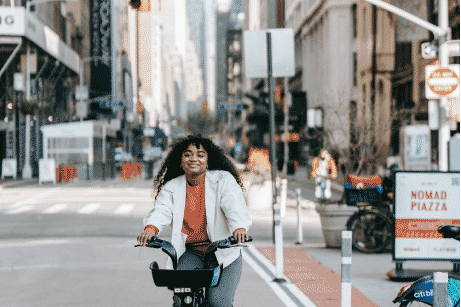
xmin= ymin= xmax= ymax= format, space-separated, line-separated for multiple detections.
xmin=393 ymin=274 xmax=460 ymax=306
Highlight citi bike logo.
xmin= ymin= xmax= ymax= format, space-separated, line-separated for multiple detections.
xmin=414 ymin=289 xmax=433 ymax=298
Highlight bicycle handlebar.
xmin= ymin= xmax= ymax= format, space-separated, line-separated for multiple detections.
xmin=437 ymin=225 xmax=460 ymax=241
xmin=135 ymin=236 xmax=253 ymax=269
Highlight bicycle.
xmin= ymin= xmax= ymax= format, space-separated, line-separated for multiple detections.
xmin=344 ymin=174 xmax=394 ymax=253
xmin=392 ymin=225 xmax=460 ymax=306
xmin=135 ymin=235 xmax=253 ymax=307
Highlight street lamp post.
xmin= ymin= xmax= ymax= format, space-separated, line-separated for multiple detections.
xmin=364 ymin=0 xmax=452 ymax=171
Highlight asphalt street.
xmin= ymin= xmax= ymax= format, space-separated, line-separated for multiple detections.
xmin=0 ymin=170 xmax=456 ymax=307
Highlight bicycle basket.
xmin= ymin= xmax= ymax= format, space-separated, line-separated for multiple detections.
xmin=344 ymin=174 xmax=383 ymax=207
xmin=344 ymin=188 xmax=382 ymax=207
xmin=149 ymin=261 xmax=223 ymax=290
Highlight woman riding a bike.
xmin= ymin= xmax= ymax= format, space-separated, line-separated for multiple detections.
xmin=137 ymin=135 xmax=252 ymax=307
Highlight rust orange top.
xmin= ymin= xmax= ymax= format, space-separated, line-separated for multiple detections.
xmin=181 ymin=178 xmax=210 ymax=244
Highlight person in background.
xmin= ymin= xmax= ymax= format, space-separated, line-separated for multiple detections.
xmin=311 ymin=148 xmax=338 ymax=200
xmin=137 ymin=135 xmax=252 ymax=307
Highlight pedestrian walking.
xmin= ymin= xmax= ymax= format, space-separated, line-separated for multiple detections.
xmin=310 ymin=148 xmax=338 ymax=200
xmin=137 ymin=135 xmax=252 ymax=307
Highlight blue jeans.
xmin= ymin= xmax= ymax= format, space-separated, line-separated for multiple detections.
xmin=172 ymin=252 xmax=242 ymax=307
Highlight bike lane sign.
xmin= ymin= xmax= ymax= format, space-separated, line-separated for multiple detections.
xmin=394 ymin=171 xmax=460 ymax=260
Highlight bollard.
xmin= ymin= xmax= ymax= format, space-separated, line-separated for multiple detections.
xmin=341 ymin=231 xmax=352 ymax=307
xmin=280 ymin=179 xmax=287 ymax=218
xmin=273 ymin=203 xmax=285 ymax=282
xmin=295 ymin=188 xmax=303 ymax=244
xmin=433 ymin=272 xmax=448 ymax=307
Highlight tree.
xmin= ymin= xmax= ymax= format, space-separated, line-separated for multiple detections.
xmin=319 ymin=88 xmax=395 ymax=177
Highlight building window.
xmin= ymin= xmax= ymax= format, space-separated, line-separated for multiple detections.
xmin=352 ymin=4 xmax=357 ymax=38
xmin=353 ymin=53 xmax=357 ymax=87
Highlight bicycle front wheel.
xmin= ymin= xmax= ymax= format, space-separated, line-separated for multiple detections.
xmin=347 ymin=210 xmax=392 ymax=253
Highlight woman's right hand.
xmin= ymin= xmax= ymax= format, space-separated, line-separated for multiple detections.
xmin=137 ymin=231 xmax=157 ymax=246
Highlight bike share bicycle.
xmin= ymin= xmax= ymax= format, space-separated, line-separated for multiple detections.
xmin=344 ymin=174 xmax=394 ymax=253
xmin=392 ymin=225 xmax=460 ymax=307
xmin=135 ymin=235 xmax=252 ymax=307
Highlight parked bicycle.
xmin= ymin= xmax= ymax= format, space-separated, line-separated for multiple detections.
xmin=344 ymin=174 xmax=394 ymax=253
xmin=135 ymin=235 xmax=252 ymax=307
xmin=392 ymin=225 xmax=460 ymax=307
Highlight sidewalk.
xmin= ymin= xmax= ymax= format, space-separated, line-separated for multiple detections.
xmin=283 ymin=165 xmax=345 ymax=195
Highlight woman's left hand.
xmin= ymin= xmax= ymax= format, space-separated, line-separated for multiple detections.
xmin=233 ymin=228 xmax=248 ymax=244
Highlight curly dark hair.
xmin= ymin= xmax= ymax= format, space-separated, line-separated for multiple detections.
xmin=153 ymin=135 xmax=243 ymax=199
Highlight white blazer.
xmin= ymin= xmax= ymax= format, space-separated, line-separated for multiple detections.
xmin=143 ymin=170 xmax=252 ymax=269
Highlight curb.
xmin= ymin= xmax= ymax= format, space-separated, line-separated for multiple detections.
xmin=0 ymin=179 xmax=39 ymax=189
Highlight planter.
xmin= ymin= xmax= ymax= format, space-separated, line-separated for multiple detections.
xmin=315 ymin=202 xmax=358 ymax=248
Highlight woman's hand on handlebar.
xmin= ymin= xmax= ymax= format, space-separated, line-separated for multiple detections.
xmin=137 ymin=231 xmax=157 ymax=246
xmin=233 ymin=228 xmax=249 ymax=244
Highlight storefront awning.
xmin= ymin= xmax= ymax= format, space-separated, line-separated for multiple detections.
xmin=0 ymin=7 xmax=80 ymax=74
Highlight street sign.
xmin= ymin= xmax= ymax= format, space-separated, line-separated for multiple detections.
xmin=425 ymin=65 xmax=460 ymax=99
xmin=75 ymin=85 xmax=89 ymax=100
xmin=243 ymin=28 xmax=295 ymax=78
xmin=394 ymin=171 xmax=460 ymax=261
xmin=39 ymin=158 xmax=56 ymax=185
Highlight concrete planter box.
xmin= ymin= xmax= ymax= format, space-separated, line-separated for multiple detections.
xmin=315 ymin=203 xmax=358 ymax=248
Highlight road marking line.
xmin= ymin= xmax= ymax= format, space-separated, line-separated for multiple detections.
xmin=42 ymin=204 xmax=68 ymax=214
xmin=8 ymin=187 xmax=61 ymax=209
xmin=77 ymin=203 xmax=100 ymax=214
xmin=5 ymin=205 xmax=34 ymax=214
xmin=242 ymin=251 xmax=299 ymax=307
xmin=246 ymin=245 xmax=317 ymax=307
xmin=114 ymin=204 xmax=134 ymax=215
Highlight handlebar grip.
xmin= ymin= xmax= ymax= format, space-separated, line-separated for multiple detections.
xmin=230 ymin=236 xmax=253 ymax=245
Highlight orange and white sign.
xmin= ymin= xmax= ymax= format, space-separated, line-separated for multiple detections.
xmin=425 ymin=65 xmax=460 ymax=99
xmin=394 ymin=172 xmax=460 ymax=260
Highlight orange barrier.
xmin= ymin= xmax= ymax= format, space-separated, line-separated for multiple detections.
xmin=59 ymin=165 xmax=77 ymax=183
xmin=121 ymin=163 xmax=142 ymax=180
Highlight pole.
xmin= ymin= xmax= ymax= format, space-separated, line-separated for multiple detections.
xmin=295 ymin=188 xmax=303 ymax=244
xmin=268 ymin=31 xmax=285 ymax=283
xmin=280 ymin=178 xmax=287 ymax=218
xmin=282 ymin=77 xmax=291 ymax=176
xmin=438 ymin=0 xmax=450 ymax=171
xmin=267 ymin=32 xmax=277 ymax=244
xmin=341 ymin=231 xmax=352 ymax=307
xmin=110 ymin=0 xmax=116 ymax=110
xmin=23 ymin=40 xmax=32 ymax=179
xmin=433 ymin=272 xmax=448 ymax=307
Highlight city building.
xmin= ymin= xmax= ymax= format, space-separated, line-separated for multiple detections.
xmin=0 ymin=0 xmax=133 ymax=179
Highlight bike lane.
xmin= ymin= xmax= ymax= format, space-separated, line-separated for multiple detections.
xmin=253 ymin=246 xmax=379 ymax=307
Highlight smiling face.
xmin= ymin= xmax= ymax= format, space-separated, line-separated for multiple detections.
xmin=181 ymin=143 xmax=208 ymax=176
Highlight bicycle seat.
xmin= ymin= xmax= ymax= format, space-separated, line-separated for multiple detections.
xmin=149 ymin=261 xmax=223 ymax=290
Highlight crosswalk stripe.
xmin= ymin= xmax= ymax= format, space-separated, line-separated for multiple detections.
xmin=77 ymin=203 xmax=100 ymax=214
xmin=5 ymin=205 xmax=34 ymax=214
xmin=114 ymin=204 xmax=134 ymax=215
xmin=42 ymin=204 xmax=68 ymax=214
